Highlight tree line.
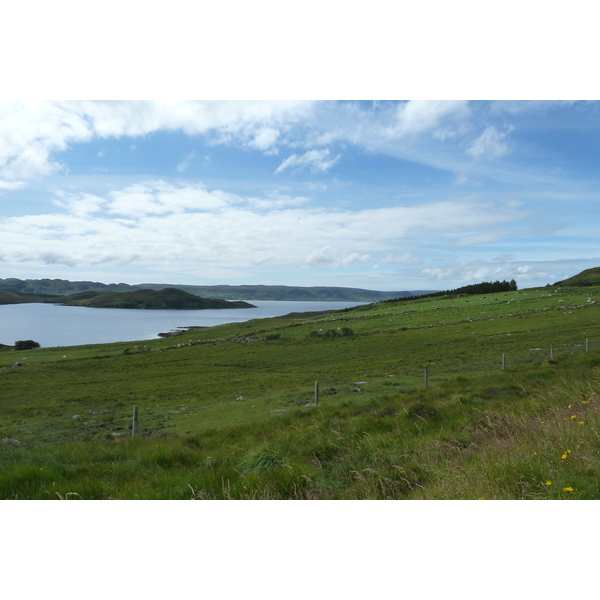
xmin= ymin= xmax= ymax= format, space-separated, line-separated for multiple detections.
xmin=383 ymin=279 xmax=518 ymax=304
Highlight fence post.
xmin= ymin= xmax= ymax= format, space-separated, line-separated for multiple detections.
xmin=502 ymin=353 xmax=506 ymax=370
xmin=424 ymin=367 xmax=428 ymax=389
xmin=132 ymin=405 xmax=139 ymax=438
xmin=550 ymin=345 xmax=554 ymax=360
xmin=586 ymin=338 xmax=589 ymax=352
xmin=314 ymin=381 xmax=319 ymax=406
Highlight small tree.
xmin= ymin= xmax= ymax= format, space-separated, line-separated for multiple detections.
xmin=14 ymin=340 xmax=41 ymax=350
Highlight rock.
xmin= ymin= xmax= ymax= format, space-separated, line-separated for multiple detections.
xmin=72 ymin=415 xmax=81 ymax=420
xmin=12 ymin=362 xmax=22 ymax=368
xmin=1 ymin=437 xmax=20 ymax=445
xmin=236 ymin=396 xmax=245 ymax=402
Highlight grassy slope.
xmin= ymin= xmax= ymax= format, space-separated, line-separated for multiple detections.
xmin=555 ymin=267 xmax=600 ymax=287
xmin=1 ymin=284 xmax=600 ymax=499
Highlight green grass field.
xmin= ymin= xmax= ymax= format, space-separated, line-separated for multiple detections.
xmin=1 ymin=284 xmax=599 ymax=499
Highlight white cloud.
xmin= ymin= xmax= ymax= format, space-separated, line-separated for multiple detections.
xmin=105 ymin=181 xmax=230 ymax=218
xmin=248 ymin=127 xmax=280 ymax=151
xmin=245 ymin=193 xmax=310 ymax=210
xmin=392 ymin=100 xmax=470 ymax=137
xmin=0 ymin=179 xmax=25 ymax=190
xmin=177 ymin=152 xmax=197 ymax=172
xmin=382 ymin=252 xmax=423 ymax=266
xmin=467 ymin=126 xmax=512 ymax=160
xmin=0 ymin=100 xmax=92 ymax=184
xmin=0 ymin=100 xmax=313 ymax=184
xmin=53 ymin=192 xmax=106 ymax=218
xmin=304 ymin=246 xmax=370 ymax=269
xmin=0 ymin=181 xmax=528 ymax=277
xmin=275 ymin=149 xmax=340 ymax=174
xmin=419 ymin=257 xmax=594 ymax=288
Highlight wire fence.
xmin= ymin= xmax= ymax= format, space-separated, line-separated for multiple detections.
xmin=2 ymin=336 xmax=598 ymax=449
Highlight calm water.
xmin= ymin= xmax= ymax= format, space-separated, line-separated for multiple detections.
xmin=0 ymin=301 xmax=364 ymax=348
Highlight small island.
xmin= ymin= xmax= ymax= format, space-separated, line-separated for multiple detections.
xmin=56 ymin=288 xmax=256 ymax=310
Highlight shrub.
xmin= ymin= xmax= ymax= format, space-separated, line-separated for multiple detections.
xmin=264 ymin=333 xmax=281 ymax=341
xmin=14 ymin=340 xmax=40 ymax=351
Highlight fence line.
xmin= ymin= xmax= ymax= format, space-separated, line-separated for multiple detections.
xmin=2 ymin=336 xmax=599 ymax=448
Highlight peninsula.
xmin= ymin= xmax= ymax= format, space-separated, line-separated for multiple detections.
xmin=56 ymin=288 xmax=255 ymax=310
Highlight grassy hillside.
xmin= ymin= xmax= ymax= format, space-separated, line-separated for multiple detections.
xmin=555 ymin=267 xmax=600 ymax=287
xmin=1 ymin=281 xmax=599 ymax=499
xmin=57 ymin=288 xmax=255 ymax=310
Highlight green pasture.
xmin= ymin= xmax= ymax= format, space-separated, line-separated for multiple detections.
xmin=1 ymin=284 xmax=600 ymax=499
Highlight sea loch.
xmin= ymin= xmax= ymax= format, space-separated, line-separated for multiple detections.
xmin=0 ymin=300 xmax=364 ymax=348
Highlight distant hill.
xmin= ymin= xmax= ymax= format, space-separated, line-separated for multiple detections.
xmin=58 ymin=288 xmax=255 ymax=310
xmin=554 ymin=267 xmax=600 ymax=288
xmin=136 ymin=283 xmax=434 ymax=302
xmin=0 ymin=290 xmax=55 ymax=305
xmin=0 ymin=277 xmax=133 ymax=296
xmin=0 ymin=277 xmax=434 ymax=302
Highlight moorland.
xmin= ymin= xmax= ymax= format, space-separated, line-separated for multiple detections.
xmin=1 ymin=270 xmax=599 ymax=499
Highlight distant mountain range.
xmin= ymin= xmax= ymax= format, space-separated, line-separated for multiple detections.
xmin=0 ymin=278 xmax=435 ymax=303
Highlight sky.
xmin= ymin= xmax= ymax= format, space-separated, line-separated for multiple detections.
xmin=1 ymin=99 xmax=598 ymax=291
xmin=1 ymin=3 xmax=598 ymax=293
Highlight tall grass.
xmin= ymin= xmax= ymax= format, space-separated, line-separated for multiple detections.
xmin=2 ymin=354 xmax=599 ymax=499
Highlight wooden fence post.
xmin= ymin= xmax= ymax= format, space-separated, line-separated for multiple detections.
xmin=424 ymin=367 xmax=428 ymax=389
xmin=132 ymin=405 xmax=139 ymax=438
xmin=550 ymin=345 xmax=554 ymax=360
xmin=586 ymin=338 xmax=589 ymax=352
xmin=502 ymin=353 xmax=506 ymax=370
xmin=314 ymin=381 xmax=319 ymax=406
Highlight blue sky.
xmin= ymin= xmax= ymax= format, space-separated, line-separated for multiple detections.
xmin=1 ymin=99 xmax=599 ymax=291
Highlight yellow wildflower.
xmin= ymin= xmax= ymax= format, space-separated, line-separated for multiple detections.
xmin=579 ymin=421 xmax=585 ymax=425
xmin=545 ymin=481 xmax=552 ymax=486
xmin=563 ymin=487 xmax=574 ymax=493
xmin=568 ymin=404 xmax=573 ymax=408
xmin=571 ymin=415 xmax=577 ymax=419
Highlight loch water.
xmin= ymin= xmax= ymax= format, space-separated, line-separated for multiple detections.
xmin=0 ymin=300 xmax=364 ymax=348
